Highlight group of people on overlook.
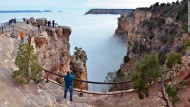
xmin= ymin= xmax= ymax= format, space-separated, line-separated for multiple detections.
xmin=19 ymin=19 xmax=56 ymax=44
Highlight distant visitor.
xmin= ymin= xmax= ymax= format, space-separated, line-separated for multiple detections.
xmin=48 ymin=20 xmax=51 ymax=27
xmin=20 ymin=31 xmax=25 ymax=44
xmin=38 ymin=25 xmax=41 ymax=33
xmin=52 ymin=20 xmax=55 ymax=27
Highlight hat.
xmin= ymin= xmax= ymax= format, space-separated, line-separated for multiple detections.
xmin=67 ymin=70 xmax=71 ymax=75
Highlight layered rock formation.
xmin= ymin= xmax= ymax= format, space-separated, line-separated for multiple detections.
xmin=115 ymin=0 xmax=189 ymax=83
xmin=115 ymin=9 xmax=152 ymax=36
xmin=27 ymin=18 xmax=88 ymax=90
xmin=85 ymin=9 xmax=134 ymax=14
xmin=70 ymin=47 xmax=88 ymax=90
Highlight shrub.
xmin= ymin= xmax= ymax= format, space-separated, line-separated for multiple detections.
xmin=140 ymin=20 xmax=154 ymax=30
xmin=149 ymin=31 xmax=154 ymax=39
xmin=154 ymin=17 xmax=165 ymax=27
xmin=105 ymin=69 xmax=128 ymax=91
xmin=12 ymin=44 xmax=43 ymax=85
xmin=183 ymin=40 xmax=190 ymax=50
xmin=165 ymin=84 xmax=179 ymax=106
xmin=160 ymin=35 xmax=168 ymax=44
xmin=181 ymin=80 xmax=188 ymax=86
xmin=123 ymin=54 xmax=130 ymax=63
xmin=168 ymin=34 xmax=175 ymax=45
xmin=131 ymin=53 xmax=161 ymax=99
xmin=166 ymin=52 xmax=182 ymax=69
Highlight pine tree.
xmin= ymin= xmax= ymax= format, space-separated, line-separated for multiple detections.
xmin=12 ymin=43 xmax=43 ymax=85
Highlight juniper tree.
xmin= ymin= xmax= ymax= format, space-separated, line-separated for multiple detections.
xmin=12 ymin=43 xmax=43 ymax=85
xmin=131 ymin=52 xmax=182 ymax=107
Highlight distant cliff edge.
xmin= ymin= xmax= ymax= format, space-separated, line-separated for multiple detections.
xmin=85 ymin=9 xmax=134 ymax=14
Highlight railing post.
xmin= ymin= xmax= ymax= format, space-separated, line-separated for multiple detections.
xmin=121 ymin=83 xmax=123 ymax=96
xmin=79 ymin=81 xmax=83 ymax=97
xmin=45 ymin=71 xmax=49 ymax=83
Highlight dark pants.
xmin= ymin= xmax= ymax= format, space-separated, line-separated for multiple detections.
xmin=64 ymin=87 xmax=73 ymax=102
xmin=20 ymin=38 xmax=24 ymax=44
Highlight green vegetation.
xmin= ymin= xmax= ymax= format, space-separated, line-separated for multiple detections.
xmin=160 ymin=35 xmax=169 ymax=44
xmin=131 ymin=53 xmax=161 ymax=99
xmin=123 ymin=52 xmax=130 ymax=63
xmin=165 ymin=84 xmax=179 ymax=106
xmin=177 ymin=0 xmax=188 ymax=33
xmin=12 ymin=44 xmax=43 ymax=85
xmin=149 ymin=31 xmax=154 ymax=39
xmin=181 ymin=80 xmax=188 ymax=86
xmin=74 ymin=47 xmax=87 ymax=62
xmin=183 ymin=40 xmax=190 ymax=50
xmin=105 ymin=69 xmax=128 ymax=91
xmin=140 ymin=20 xmax=154 ymax=31
xmin=160 ymin=29 xmax=176 ymax=45
xmin=154 ymin=17 xmax=165 ymax=28
xmin=166 ymin=52 xmax=181 ymax=69
xmin=131 ymin=52 xmax=181 ymax=106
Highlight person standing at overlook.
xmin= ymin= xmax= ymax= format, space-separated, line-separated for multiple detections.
xmin=19 ymin=31 xmax=25 ymax=44
xmin=52 ymin=20 xmax=55 ymax=27
xmin=38 ymin=25 xmax=41 ymax=34
xmin=63 ymin=70 xmax=75 ymax=102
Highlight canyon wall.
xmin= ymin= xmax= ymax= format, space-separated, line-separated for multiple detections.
xmin=115 ymin=1 xmax=190 ymax=82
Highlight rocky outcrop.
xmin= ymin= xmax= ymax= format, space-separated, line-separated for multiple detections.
xmin=28 ymin=25 xmax=72 ymax=82
xmin=70 ymin=47 xmax=88 ymax=90
xmin=85 ymin=9 xmax=134 ymax=14
xmin=115 ymin=9 xmax=152 ymax=36
xmin=29 ymin=23 xmax=88 ymax=90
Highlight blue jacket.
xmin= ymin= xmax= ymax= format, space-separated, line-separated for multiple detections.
xmin=64 ymin=71 xmax=75 ymax=88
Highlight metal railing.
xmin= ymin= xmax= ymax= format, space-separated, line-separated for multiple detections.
xmin=43 ymin=69 xmax=134 ymax=96
xmin=0 ymin=19 xmax=60 ymax=35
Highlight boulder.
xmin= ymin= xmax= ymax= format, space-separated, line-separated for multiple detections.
xmin=29 ymin=17 xmax=35 ymax=23
xmin=36 ymin=18 xmax=47 ymax=26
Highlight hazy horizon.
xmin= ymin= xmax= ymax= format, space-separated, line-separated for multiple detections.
xmin=0 ymin=0 xmax=180 ymax=11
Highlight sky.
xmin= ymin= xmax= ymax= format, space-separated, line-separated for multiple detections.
xmin=0 ymin=0 xmax=179 ymax=11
